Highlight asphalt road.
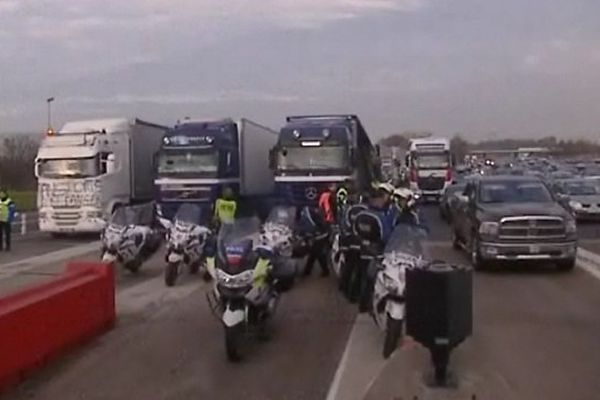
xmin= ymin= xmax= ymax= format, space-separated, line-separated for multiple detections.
xmin=2 ymin=206 xmax=600 ymax=400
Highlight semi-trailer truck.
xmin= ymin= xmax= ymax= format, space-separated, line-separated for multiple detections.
xmin=154 ymin=118 xmax=278 ymax=219
xmin=270 ymin=115 xmax=380 ymax=206
xmin=35 ymin=118 xmax=167 ymax=234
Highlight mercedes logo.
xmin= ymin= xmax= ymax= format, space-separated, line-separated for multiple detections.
xmin=305 ymin=187 xmax=318 ymax=200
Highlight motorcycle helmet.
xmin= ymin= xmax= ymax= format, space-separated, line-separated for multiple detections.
xmin=393 ymin=187 xmax=416 ymax=210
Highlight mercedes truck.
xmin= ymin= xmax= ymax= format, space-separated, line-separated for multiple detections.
xmin=35 ymin=118 xmax=167 ymax=234
xmin=406 ymin=137 xmax=454 ymax=202
xmin=270 ymin=115 xmax=380 ymax=206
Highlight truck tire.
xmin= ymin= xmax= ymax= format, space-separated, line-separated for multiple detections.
xmin=557 ymin=258 xmax=576 ymax=272
xmin=470 ymin=236 xmax=486 ymax=271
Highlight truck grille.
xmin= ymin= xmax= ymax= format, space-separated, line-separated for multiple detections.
xmin=52 ymin=211 xmax=81 ymax=226
xmin=417 ymin=176 xmax=445 ymax=191
xmin=499 ymin=216 xmax=565 ymax=240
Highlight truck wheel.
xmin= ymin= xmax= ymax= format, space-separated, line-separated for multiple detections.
xmin=470 ymin=236 xmax=486 ymax=271
xmin=557 ymin=258 xmax=576 ymax=272
xmin=383 ymin=316 xmax=403 ymax=359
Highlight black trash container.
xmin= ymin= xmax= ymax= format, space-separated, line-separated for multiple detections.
xmin=405 ymin=261 xmax=473 ymax=386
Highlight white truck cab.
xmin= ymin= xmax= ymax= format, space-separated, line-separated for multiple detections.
xmin=35 ymin=118 xmax=166 ymax=234
xmin=406 ymin=138 xmax=453 ymax=202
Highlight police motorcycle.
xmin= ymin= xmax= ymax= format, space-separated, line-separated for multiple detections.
xmin=260 ymin=206 xmax=296 ymax=259
xmin=371 ymin=224 xmax=428 ymax=358
xmin=159 ymin=203 xmax=212 ymax=287
xmin=101 ymin=203 xmax=162 ymax=273
xmin=207 ymin=217 xmax=295 ymax=362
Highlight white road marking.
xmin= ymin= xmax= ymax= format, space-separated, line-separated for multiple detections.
xmin=326 ymin=314 xmax=388 ymax=400
xmin=577 ymin=248 xmax=600 ymax=281
xmin=0 ymin=241 xmax=100 ymax=279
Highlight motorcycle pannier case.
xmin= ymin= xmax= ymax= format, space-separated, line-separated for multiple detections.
xmin=405 ymin=262 xmax=473 ymax=349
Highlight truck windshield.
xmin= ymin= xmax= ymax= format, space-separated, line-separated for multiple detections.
xmin=158 ymin=150 xmax=218 ymax=175
xmin=277 ymin=146 xmax=348 ymax=171
xmin=480 ymin=181 xmax=554 ymax=204
xmin=413 ymin=153 xmax=450 ymax=169
xmin=38 ymin=157 xmax=99 ymax=178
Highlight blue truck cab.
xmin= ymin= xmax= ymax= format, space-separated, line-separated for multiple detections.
xmin=270 ymin=115 xmax=380 ymax=207
xmin=155 ymin=118 xmax=278 ymax=219
xmin=154 ymin=120 xmax=240 ymax=219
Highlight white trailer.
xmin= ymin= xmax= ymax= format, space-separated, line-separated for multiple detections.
xmin=35 ymin=118 xmax=167 ymax=233
xmin=237 ymin=118 xmax=278 ymax=196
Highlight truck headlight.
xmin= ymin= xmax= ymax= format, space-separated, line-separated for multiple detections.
xmin=479 ymin=221 xmax=499 ymax=236
xmin=569 ymin=201 xmax=583 ymax=210
xmin=566 ymin=219 xmax=577 ymax=234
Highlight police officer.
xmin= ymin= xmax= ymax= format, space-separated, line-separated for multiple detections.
xmin=214 ymin=186 xmax=237 ymax=226
xmin=392 ymin=187 xmax=426 ymax=228
xmin=299 ymin=206 xmax=330 ymax=277
xmin=0 ymin=189 xmax=16 ymax=251
xmin=318 ymin=183 xmax=337 ymax=225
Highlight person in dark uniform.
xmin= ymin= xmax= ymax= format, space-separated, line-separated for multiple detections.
xmin=299 ymin=206 xmax=330 ymax=277
xmin=0 ymin=188 xmax=16 ymax=251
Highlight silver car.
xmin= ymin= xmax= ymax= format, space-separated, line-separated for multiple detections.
xmin=557 ymin=178 xmax=600 ymax=220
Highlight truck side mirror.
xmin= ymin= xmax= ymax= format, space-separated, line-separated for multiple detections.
xmin=106 ymin=153 xmax=116 ymax=174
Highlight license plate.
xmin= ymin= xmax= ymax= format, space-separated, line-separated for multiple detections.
xmin=530 ymin=244 xmax=540 ymax=254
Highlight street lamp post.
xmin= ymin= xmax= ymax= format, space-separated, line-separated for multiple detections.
xmin=46 ymin=97 xmax=55 ymax=133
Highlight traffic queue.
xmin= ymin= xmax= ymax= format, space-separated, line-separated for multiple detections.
xmin=97 ymin=179 xmax=473 ymax=385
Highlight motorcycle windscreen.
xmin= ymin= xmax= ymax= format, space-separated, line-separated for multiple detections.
xmin=265 ymin=206 xmax=297 ymax=228
xmin=174 ymin=203 xmax=209 ymax=226
xmin=108 ymin=202 xmax=156 ymax=228
xmin=217 ymin=217 xmax=261 ymax=274
xmin=384 ymin=224 xmax=428 ymax=258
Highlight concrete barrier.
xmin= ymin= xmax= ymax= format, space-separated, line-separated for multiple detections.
xmin=0 ymin=262 xmax=115 ymax=393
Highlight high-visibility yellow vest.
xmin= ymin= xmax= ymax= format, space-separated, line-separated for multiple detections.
xmin=215 ymin=198 xmax=237 ymax=223
xmin=0 ymin=198 xmax=11 ymax=222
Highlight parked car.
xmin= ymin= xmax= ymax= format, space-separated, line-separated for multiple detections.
xmin=451 ymin=175 xmax=577 ymax=271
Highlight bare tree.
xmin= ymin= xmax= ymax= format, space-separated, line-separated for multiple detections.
xmin=0 ymin=135 xmax=40 ymax=190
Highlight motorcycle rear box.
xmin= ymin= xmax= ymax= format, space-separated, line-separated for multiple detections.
xmin=405 ymin=262 xmax=472 ymax=349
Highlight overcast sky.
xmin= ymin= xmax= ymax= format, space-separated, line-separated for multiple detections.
xmin=1 ymin=0 xmax=599 ymax=140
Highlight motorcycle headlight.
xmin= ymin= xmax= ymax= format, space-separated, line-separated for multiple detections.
xmin=569 ymin=201 xmax=583 ymax=210
xmin=479 ymin=221 xmax=499 ymax=236
xmin=382 ymin=273 xmax=399 ymax=293
xmin=566 ymin=219 xmax=577 ymax=234
xmin=217 ymin=269 xmax=253 ymax=288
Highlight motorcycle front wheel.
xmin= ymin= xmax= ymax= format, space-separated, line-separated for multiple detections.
xmin=225 ymin=325 xmax=243 ymax=362
xmin=383 ymin=316 xmax=403 ymax=359
xmin=124 ymin=258 xmax=142 ymax=274
xmin=164 ymin=262 xmax=179 ymax=287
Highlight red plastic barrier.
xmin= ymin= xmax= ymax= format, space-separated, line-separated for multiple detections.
xmin=0 ymin=262 xmax=115 ymax=392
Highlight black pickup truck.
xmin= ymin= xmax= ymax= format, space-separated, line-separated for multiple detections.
xmin=451 ymin=175 xmax=578 ymax=271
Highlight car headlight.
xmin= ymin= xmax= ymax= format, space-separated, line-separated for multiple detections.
xmin=217 ymin=269 xmax=253 ymax=288
xmin=479 ymin=221 xmax=499 ymax=236
xmin=566 ymin=219 xmax=577 ymax=234
xmin=569 ymin=201 xmax=583 ymax=210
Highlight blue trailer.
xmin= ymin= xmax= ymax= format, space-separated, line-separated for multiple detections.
xmin=270 ymin=115 xmax=381 ymax=207
xmin=155 ymin=118 xmax=278 ymax=219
